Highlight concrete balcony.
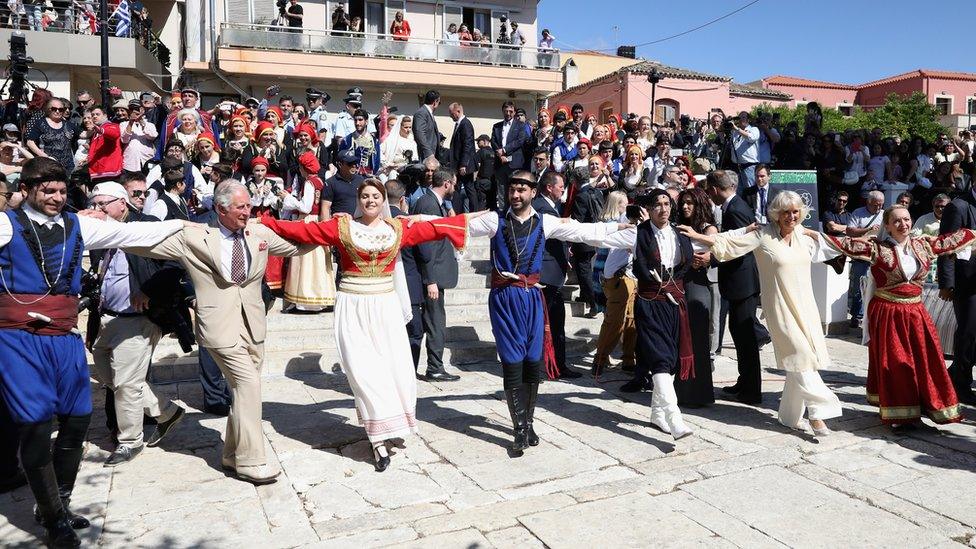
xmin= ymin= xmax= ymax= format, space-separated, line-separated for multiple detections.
xmin=0 ymin=28 xmax=170 ymax=91
xmin=213 ymin=23 xmax=562 ymax=95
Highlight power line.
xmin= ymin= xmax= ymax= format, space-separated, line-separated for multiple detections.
xmin=597 ymin=0 xmax=762 ymax=52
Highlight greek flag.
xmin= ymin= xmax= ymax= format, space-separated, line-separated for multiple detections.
xmin=111 ymin=0 xmax=130 ymax=37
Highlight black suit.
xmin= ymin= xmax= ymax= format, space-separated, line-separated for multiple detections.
xmin=450 ymin=116 xmax=476 ymax=213
xmin=411 ymin=190 xmax=458 ymax=374
xmin=413 ymin=105 xmax=440 ymax=162
xmin=741 ymin=184 xmax=769 ymax=223
xmin=939 ymin=193 xmax=976 ymax=395
xmin=719 ymin=195 xmax=763 ymax=400
xmin=569 ymin=184 xmax=605 ymax=310
xmin=533 ymin=196 xmax=570 ymax=374
xmin=490 ymin=118 xmax=529 ymax=209
xmin=393 ymin=205 xmax=425 ymax=370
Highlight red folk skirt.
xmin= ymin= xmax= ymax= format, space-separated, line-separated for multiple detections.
xmin=254 ymin=207 xmax=288 ymax=293
xmin=866 ymin=284 xmax=961 ymax=425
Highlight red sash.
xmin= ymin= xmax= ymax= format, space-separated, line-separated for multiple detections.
xmin=0 ymin=294 xmax=79 ymax=335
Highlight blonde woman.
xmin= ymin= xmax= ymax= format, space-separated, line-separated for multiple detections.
xmin=594 ymin=190 xmax=637 ymax=374
xmin=617 ymin=144 xmax=651 ymax=199
xmin=680 ymin=190 xmax=842 ymax=436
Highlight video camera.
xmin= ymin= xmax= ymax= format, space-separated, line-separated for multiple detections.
xmin=6 ymin=32 xmax=33 ymax=104
xmin=276 ymin=0 xmax=286 ymax=14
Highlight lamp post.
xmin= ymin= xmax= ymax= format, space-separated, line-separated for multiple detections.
xmin=969 ymin=92 xmax=975 ymax=131
xmin=99 ymin=0 xmax=110 ymax=107
xmin=647 ymin=67 xmax=662 ymax=124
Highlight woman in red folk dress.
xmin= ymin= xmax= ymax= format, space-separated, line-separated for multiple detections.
xmin=281 ymin=151 xmax=336 ymax=311
xmin=818 ymin=204 xmax=976 ymax=427
xmin=261 ymin=179 xmax=477 ymax=471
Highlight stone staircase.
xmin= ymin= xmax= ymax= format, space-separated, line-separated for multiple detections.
xmin=143 ymin=237 xmax=605 ymax=383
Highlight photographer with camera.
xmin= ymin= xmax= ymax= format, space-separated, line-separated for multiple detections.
xmin=331 ymin=4 xmax=348 ymax=34
xmin=85 ymin=182 xmax=188 ymax=466
xmin=120 ymin=99 xmax=158 ymax=175
xmin=730 ymin=111 xmax=760 ymax=190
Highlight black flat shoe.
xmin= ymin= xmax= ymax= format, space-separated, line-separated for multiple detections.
xmin=373 ymin=447 xmax=391 ymax=472
xmin=44 ymin=515 xmax=80 ymax=548
xmin=147 ymin=406 xmax=186 ymax=447
xmin=620 ymin=380 xmax=648 ymax=393
xmin=721 ymin=384 xmax=741 ymax=395
xmin=425 ymin=371 xmax=461 ymax=382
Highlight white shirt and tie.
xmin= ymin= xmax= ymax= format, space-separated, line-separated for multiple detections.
xmin=755 ymin=184 xmax=769 ymax=225
xmin=501 ymin=119 xmax=512 ymax=147
xmin=217 ymin=223 xmax=250 ymax=284
xmin=650 ymin=222 xmax=680 ymax=269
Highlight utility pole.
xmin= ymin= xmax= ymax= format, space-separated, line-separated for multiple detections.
xmin=99 ymin=0 xmax=110 ymax=106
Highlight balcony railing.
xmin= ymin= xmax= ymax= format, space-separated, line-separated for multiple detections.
xmin=219 ymin=23 xmax=561 ymax=71
xmin=0 ymin=4 xmax=170 ymax=68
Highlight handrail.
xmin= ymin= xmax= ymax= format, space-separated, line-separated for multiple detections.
xmin=218 ymin=22 xmax=561 ymax=71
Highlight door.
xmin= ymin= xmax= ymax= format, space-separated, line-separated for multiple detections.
xmin=366 ymin=1 xmax=383 ymax=34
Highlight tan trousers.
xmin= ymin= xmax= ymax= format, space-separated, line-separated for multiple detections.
xmin=595 ymin=276 xmax=637 ymax=364
xmin=91 ymin=315 xmax=172 ymax=447
xmin=207 ymin=334 xmax=266 ymax=467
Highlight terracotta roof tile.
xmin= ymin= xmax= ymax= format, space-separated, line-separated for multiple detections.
xmin=730 ymin=82 xmax=792 ymax=100
xmin=624 ymin=60 xmax=731 ymax=82
xmin=761 ymin=75 xmax=856 ymax=90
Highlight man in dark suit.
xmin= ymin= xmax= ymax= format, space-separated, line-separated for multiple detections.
xmin=569 ymin=166 xmax=606 ymax=318
xmin=939 ymin=189 xmax=976 ymax=404
xmin=410 ymin=169 xmax=461 ymax=382
xmin=386 ymin=179 xmax=426 ymax=371
xmin=449 ymin=102 xmax=476 ymax=214
xmin=532 ymin=171 xmax=582 ymax=380
xmin=490 ymin=100 xmax=529 ymax=210
xmin=741 ymin=163 xmax=771 ymax=225
xmin=704 ymin=170 xmax=763 ymax=404
xmin=413 ymin=90 xmax=441 ymax=162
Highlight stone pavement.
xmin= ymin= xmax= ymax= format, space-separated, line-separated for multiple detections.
xmin=3 ymin=333 xmax=976 ymax=548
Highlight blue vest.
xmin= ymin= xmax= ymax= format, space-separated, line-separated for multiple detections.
xmin=0 ymin=209 xmax=84 ymax=296
xmin=490 ymin=212 xmax=546 ymax=276
xmin=552 ymin=138 xmax=579 ymax=164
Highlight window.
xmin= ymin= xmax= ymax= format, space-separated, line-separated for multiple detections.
xmin=599 ymin=102 xmax=614 ymax=125
xmin=462 ymin=7 xmax=490 ymax=37
xmin=935 ymin=96 xmax=952 ymax=116
xmin=837 ymin=105 xmax=854 ymax=117
xmin=654 ymin=99 xmax=678 ymax=125
xmin=967 ymin=97 xmax=976 ymax=115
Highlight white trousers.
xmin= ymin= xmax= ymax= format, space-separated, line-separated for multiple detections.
xmin=91 ymin=315 xmax=173 ymax=446
xmin=778 ymin=370 xmax=842 ymax=428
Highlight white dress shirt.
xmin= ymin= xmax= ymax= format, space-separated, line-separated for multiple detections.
xmin=217 ymin=222 xmax=250 ymax=281
xmin=148 ymin=190 xmax=187 ymax=221
xmin=650 ymin=222 xmax=679 ymax=268
xmin=0 ymin=203 xmax=183 ymax=251
xmin=501 ymin=119 xmax=512 ymax=147
xmin=467 ymin=209 xmax=615 ymax=245
xmin=891 ymin=238 xmax=918 ymax=281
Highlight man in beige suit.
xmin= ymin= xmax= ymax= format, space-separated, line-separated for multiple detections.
xmin=132 ymin=182 xmax=310 ymax=484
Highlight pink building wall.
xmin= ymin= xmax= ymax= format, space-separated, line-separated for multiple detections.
xmin=764 ymin=84 xmax=857 ymax=108
xmin=857 ymin=75 xmax=924 ymax=110
xmin=549 ymin=77 xmax=624 ymax=119
xmin=727 ymin=94 xmax=790 ymax=113
xmin=625 ymin=75 xmax=731 ymax=120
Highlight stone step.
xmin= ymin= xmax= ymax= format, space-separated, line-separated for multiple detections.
xmin=148 ymin=337 xmax=597 ymax=384
xmin=152 ymin=317 xmax=602 ymax=358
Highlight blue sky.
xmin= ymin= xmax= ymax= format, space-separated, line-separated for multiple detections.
xmin=537 ymin=0 xmax=974 ymax=85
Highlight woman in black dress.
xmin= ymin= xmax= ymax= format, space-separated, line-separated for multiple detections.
xmin=674 ymin=188 xmax=716 ymax=407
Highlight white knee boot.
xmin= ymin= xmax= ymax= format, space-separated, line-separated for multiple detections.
xmin=651 ymin=373 xmax=693 ymax=440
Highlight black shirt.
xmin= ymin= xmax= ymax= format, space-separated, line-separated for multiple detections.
xmin=323 ymin=172 xmax=364 ymax=216
xmin=286 ymin=3 xmax=303 ymax=28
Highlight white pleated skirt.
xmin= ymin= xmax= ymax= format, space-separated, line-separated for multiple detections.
xmin=334 ymin=276 xmax=418 ymax=443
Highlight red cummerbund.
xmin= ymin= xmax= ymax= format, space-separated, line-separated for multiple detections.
xmin=0 ymin=294 xmax=79 ymax=335
xmin=490 ymin=272 xmax=541 ymax=289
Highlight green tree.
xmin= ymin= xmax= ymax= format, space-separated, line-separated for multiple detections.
xmin=749 ymin=92 xmax=946 ymax=140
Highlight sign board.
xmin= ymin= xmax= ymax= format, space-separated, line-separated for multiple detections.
xmin=768 ymin=170 xmax=819 ymax=229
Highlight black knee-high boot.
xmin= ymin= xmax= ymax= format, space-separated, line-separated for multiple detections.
xmin=20 ymin=420 xmax=79 ymax=548
xmin=38 ymin=415 xmax=91 ymax=530
xmin=504 ymin=385 xmax=529 ymax=455
xmin=522 ymin=383 xmax=540 ymax=447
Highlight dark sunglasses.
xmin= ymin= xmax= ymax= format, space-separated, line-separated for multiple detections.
xmin=129 ymin=190 xmax=148 ymax=198
xmin=49 ymin=107 xmax=68 ymax=113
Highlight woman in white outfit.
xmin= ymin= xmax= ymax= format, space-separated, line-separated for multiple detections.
xmin=680 ymin=190 xmax=842 ymax=436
